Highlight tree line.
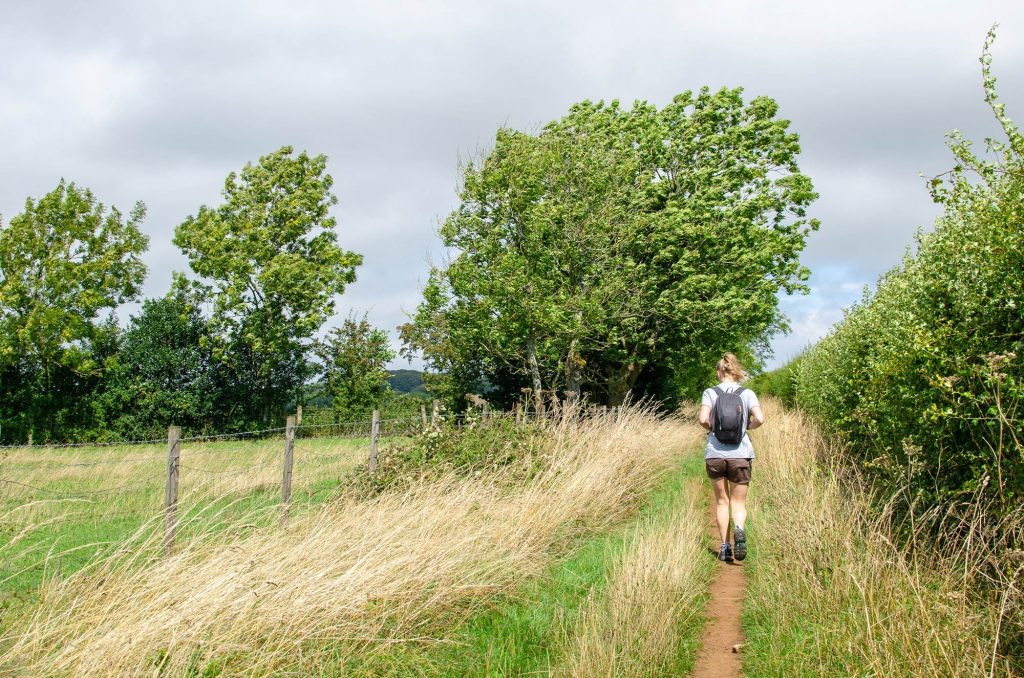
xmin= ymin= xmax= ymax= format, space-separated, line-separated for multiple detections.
xmin=1 ymin=87 xmax=819 ymax=443
xmin=0 ymin=148 xmax=393 ymax=444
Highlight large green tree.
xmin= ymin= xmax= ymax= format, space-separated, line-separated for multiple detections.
xmin=316 ymin=314 xmax=395 ymax=419
xmin=403 ymin=111 xmax=635 ymax=407
xmin=174 ymin=147 xmax=362 ymax=425
xmin=613 ymin=89 xmax=818 ymax=402
xmin=404 ymin=88 xmax=818 ymax=408
xmin=0 ymin=180 xmax=148 ymax=441
xmin=94 ymin=279 xmax=220 ymax=439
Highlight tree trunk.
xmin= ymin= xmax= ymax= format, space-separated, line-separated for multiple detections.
xmin=565 ymin=337 xmax=582 ymax=403
xmin=527 ymin=334 xmax=544 ymax=412
xmin=39 ymin=357 xmax=52 ymax=443
xmin=607 ymin=360 xmax=641 ymax=406
xmin=260 ymin=376 xmax=273 ymax=427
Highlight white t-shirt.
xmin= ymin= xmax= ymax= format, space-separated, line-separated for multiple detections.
xmin=701 ymin=381 xmax=760 ymax=460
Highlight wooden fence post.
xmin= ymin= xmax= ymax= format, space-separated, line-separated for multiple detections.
xmin=163 ymin=425 xmax=181 ymax=556
xmin=281 ymin=415 xmax=295 ymax=526
xmin=369 ymin=409 xmax=380 ymax=474
xmin=482 ymin=401 xmax=489 ymax=424
xmin=431 ymin=399 xmax=439 ymax=426
xmin=420 ymin=403 xmax=428 ymax=431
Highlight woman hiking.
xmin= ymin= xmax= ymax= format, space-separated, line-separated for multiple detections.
xmin=698 ymin=353 xmax=765 ymax=563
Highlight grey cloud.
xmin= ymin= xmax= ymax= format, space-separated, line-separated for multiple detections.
xmin=3 ymin=0 xmax=1024 ymax=373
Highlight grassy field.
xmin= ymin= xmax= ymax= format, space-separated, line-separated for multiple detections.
xmin=0 ymin=408 xmax=714 ymax=676
xmin=0 ymin=431 xmax=383 ymax=631
xmin=12 ymin=401 xmax=1004 ymax=676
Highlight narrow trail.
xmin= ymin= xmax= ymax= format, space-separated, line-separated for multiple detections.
xmin=691 ymin=498 xmax=746 ymax=678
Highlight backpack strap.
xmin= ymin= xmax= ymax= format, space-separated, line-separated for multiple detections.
xmin=713 ymin=386 xmax=725 ymax=397
xmin=733 ymin=386 xmax=749 ymax=432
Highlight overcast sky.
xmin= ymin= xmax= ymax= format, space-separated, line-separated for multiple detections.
xmin=2 ymin=1 xmax=1022 ymax=371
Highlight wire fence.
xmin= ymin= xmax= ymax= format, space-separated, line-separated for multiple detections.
xmin=0 ymin=400 xmax=617 ymax=593
xmin=0 ymin=412 xmax=407 ymax=578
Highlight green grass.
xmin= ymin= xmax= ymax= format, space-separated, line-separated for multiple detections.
xmin=343 ymin=449 xmax=709 ymax=676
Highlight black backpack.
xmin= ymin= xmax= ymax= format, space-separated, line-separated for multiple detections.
xmin=712 ymin=386 xmax=746 ymax=444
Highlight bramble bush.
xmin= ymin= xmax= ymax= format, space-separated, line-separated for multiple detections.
xmin=795 ymin=30 xmax=1023 ymax=523
xmin=343 ymin=411 xmax=547 ymax=498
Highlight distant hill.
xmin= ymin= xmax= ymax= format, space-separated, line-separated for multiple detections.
xmin=388 ymin=369 xmax=427 ymax=394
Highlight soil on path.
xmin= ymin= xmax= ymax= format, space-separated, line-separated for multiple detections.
xmin=691 ymin=500 xmax=746 ymax=678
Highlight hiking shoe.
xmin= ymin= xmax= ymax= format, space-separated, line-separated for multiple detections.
xmin=718 ymin=542 xmax=733 ymax=563
xmin=734 ymin=527 xmax=747 ymax=561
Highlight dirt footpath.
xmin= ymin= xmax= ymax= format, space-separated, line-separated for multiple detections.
xmin=691 ymin=501 xmax=746 ymax=678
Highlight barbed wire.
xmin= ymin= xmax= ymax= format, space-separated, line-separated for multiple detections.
xmin=3 ymin=507 xmax=162 ymax=529
xmin=0 ymin=478 xmax=66 ymax=495
xmin=0 ymin=424 xmax=302 ymax=452
xmin=299 ymin=415 xmax=421 ymax=429
xmin=0 ymin=410 xmax=549 ymax=455
xmin=0 ymin=412 xmax=555 ymax=477
xmin=178 ymin=426 xmax=288 ymax=444
xmin=75 ymin=478 xmax=164 ymax=496
xmin=0 ymin=476 xmax=164 ymax=500
xmin=0 ymin=404 xmax=585 ymax=447
xmin=292 ymin=447 xmax=354 ymax=463
xmin=2 ymin=465 xmax=352 ymax=576
xmin=1 ymin=410 xmax=567 ymax=530
xmin=0 ymin=436 xmax=168 ymax=451
xmin=0 ymin=452 xmax=167 ymax=471
xmin=180 ymin=458 xmax=279 ymax=476
xmin=177 ymin=442 xmax=279 ymax=459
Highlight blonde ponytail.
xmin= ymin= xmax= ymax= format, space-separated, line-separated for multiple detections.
xmin=716 ymin=353 xmax=746 ymax=382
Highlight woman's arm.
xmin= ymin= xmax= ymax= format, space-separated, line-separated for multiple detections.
xmin=747 ymin=406 xmax=766 ymax=430
xmin=698 ymin=405 xmax=712 ymax=431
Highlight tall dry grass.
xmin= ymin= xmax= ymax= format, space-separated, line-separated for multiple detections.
xmin=0 ymin=435 xmax=370 ymax=607
xmin=560 ymin=477 xmax=711 ymax=677
xmin=1 ymin=406 xmax=700 ymax=676
xmin=744 ymin=399 xmax=1014 ymax=676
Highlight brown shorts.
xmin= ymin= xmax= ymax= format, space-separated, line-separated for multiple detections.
xmin=705 ymin=458 xmax=753 ymax=485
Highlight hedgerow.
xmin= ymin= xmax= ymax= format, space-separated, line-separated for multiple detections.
xmin=795 ymin=29 xmax=1023 ymax=521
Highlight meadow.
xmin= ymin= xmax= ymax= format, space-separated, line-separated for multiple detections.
xmin=0 ymin=407 xmax=720 ymax=676
xmin=0 ymin=424 xmax=406 ymax=634
xmin=0 ymin=401 xmax=1018 ymax=676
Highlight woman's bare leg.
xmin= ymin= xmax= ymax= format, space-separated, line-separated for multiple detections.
xmin=730 ymin=482 xmax=748 ymax=530
xmin=712 ymin=477 xmax=731 ymax=543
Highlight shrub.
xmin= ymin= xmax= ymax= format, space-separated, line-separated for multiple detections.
xmin=746 ymin=354 xmax=802 ymax=406
xmin=795 ymin=30 xmax=1023 ymax=523
xmin=343 ymin=411 xmax=547 ymax=497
